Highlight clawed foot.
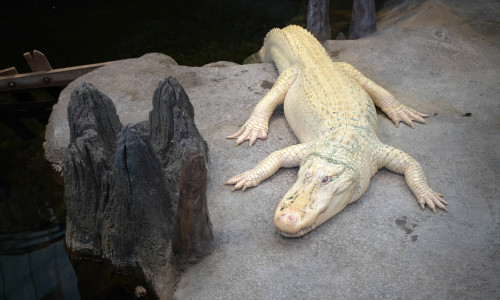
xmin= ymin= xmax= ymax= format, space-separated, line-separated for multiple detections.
xmin=226 ymin=117 xmax=268 ymax=146
xmin=225 ymin=169 xmax=262 ymax=191
xmin=384 ymin=102 xmax=428 ymax=128
xmin=416 ymin=189 xmax=448 ymax=213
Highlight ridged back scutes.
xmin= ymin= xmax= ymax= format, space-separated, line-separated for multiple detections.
xmin=262 ymin=27 xmax=299 ymax=72
xmin=262 ymin=26 xmax=330 ymax=66
xmin=262 ymin=25 xmax=378 ymax=134
xmin=282 ymin=25 xmax=330 ymax=60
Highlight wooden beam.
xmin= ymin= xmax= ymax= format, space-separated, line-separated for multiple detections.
xmin=0 ymin=67 xmax=18 ymax=76
xmin=23 ymin=50 xmax=52 ymax=71
xmin=0 ymin=61 xmax=114 ymax=93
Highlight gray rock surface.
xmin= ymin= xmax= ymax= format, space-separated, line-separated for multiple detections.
xmin=45 ymin=0 xmax=499 ymax=298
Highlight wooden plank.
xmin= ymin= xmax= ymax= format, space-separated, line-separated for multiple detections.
xmin=0 ymin=61 xmax=114 ymax=93
xmin=0 ymin=67 xmax=18 ymax=76
xmin=23 ymin=50 xmax=52 ymax=71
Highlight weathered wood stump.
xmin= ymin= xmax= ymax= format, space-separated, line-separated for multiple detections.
xmin=172 ymin=150 xmax=213 ymax=266
xmin=349 ymin=0 xmax=377 ymax=39
xmin=307 ymin=0 xmax=331 ymax=41
xmin=64 ymin=77 xmax=212 ymax=299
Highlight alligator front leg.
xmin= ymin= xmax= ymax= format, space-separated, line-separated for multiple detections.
xmin=377 ymin=143 xmax=448 ymax=212
xmin=226 ymin=143 xmax=309 ymax=191
xmin=336 ymin=62 xmax=428 ymax=128
xmin=226 ymin=65 xmax=300 ymax=146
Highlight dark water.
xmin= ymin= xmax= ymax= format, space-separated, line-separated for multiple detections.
xmin=0 ymin=238 xmax=79 ymax=299
xmin=0 ymin=0 xmax=355 ymax=298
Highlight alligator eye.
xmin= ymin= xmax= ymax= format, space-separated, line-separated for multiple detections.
xmin=321 ymin=175 xmax=329 ymax=183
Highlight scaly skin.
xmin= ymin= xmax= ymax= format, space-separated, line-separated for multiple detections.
xmin=226 ymin=25 xmax=447 ymax=237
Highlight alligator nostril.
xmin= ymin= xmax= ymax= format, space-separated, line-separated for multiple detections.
xmin=275 ymin=211 xmax=304 ymax=234
xmin=280 ymin=212 xmax=297 ymax=223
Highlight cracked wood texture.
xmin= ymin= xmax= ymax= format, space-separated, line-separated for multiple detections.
xmin=172 ymin=150 xmax=213 ymax=267
xmin=64 ymin=78 xmax=211 ymax=299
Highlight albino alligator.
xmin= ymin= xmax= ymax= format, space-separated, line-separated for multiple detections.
xmin=226 ymin=25 xmax=447 ymax=237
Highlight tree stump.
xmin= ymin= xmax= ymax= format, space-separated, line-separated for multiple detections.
xmin=307 ymin=0 xmax=331 ymax=42
xmin=172 ymin=150 xmax=213 ymax=267
xmin=64 ymin=77 xmax=212 ymax=299
xmin=349 ymin=0 xmax=377 ymax=39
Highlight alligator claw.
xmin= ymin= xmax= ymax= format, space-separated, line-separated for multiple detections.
xmin=386 ymin=102 xmax=428 ymax=128
xmin=416 ymin=189 xmax=447 ymax=212
xmin=227 ymin=118 xmax=268 ymax=146
xmin=226 ymin=165 xmax=268 ymax=191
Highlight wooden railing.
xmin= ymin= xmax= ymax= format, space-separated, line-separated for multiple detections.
xmin=0 ymin=50 xmax=114 ymax=139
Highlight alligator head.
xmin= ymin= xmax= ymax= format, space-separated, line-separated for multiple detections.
xmin=274 ymin=131 xmax=362 ymax=237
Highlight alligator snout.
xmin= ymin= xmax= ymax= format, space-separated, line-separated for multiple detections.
xmin=275 ymin=205 xmax=328 ymax=237
xmin=275 ymin=211 xmax=299 ymax=231
xmin=278 ymin=211 xmax=297 ymax=223
xmin=275 ymin=211 xmax=316 ymax=237
xmin=276 ymin=213 xmax=301 ymax=235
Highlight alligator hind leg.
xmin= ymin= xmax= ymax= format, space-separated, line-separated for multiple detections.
xmin=226 ymin=143 xmax=310 ymax=191
xmin=377 ymin=143 xmax=448 ymax=212
xmin=336 ymin=62 xmax=428 ymax=128
xmin=227 ymin=65 xmax=300 ymax=146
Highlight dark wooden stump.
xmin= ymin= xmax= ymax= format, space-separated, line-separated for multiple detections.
xmin=172 ymin=150 xmax=213 ymax=267
xmin=65 ymin=82 xmax=122 ymax=260
xmin=349 ymin=0 xmax=377 ymax=39
xmin=307 ymin=0 xmax=331 ymax=41
xmin=149 ymin=77 xmax=208 ymax=203
xmin=64 ymin=78 xmax=212 ymax=299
